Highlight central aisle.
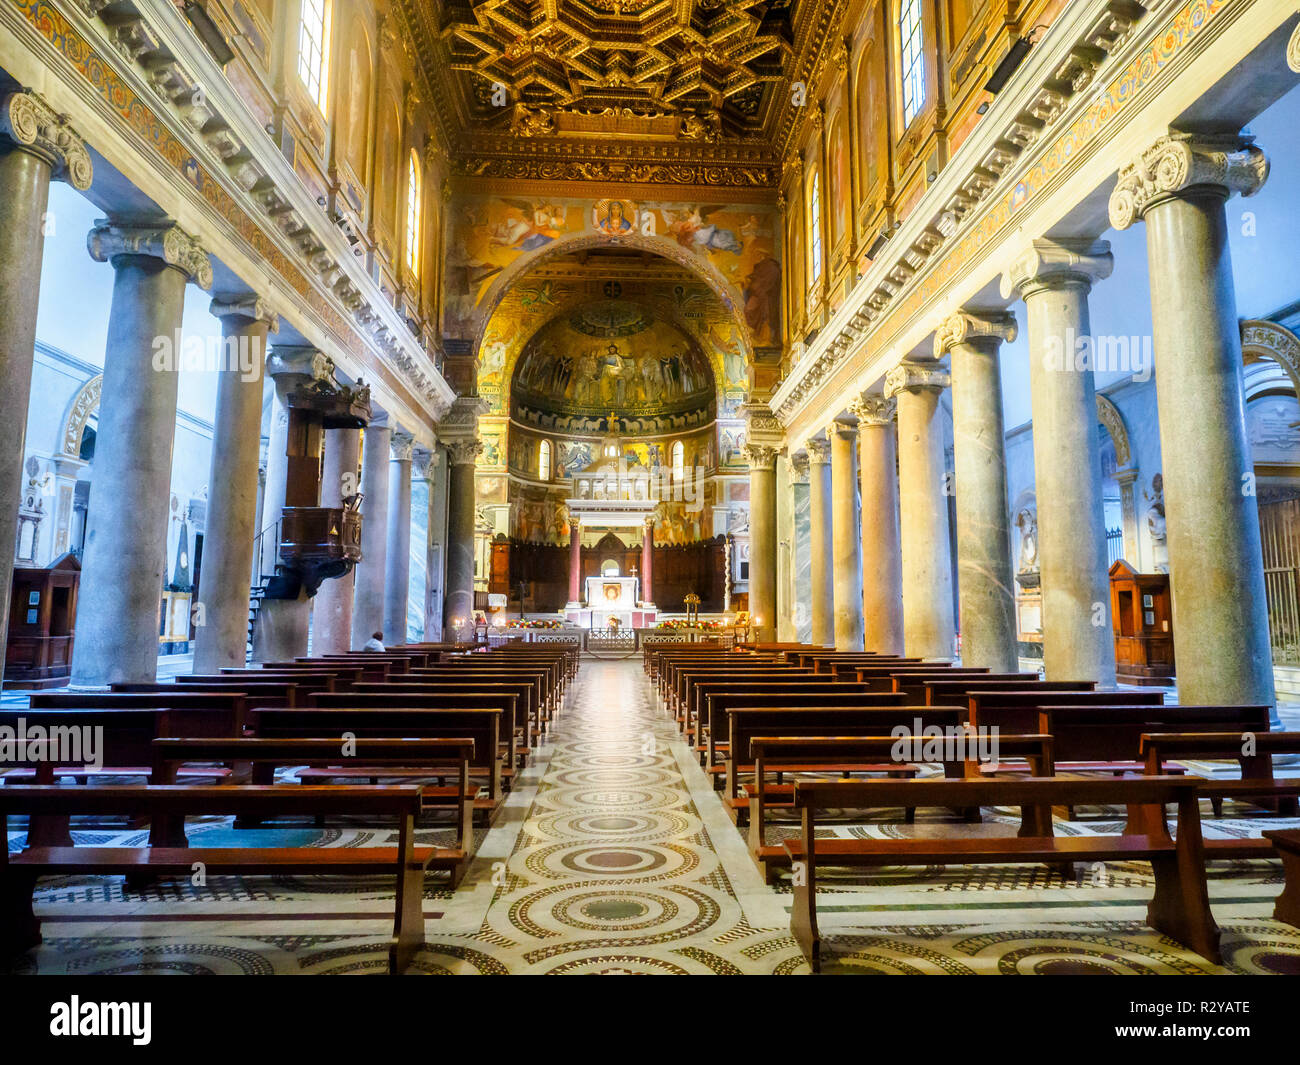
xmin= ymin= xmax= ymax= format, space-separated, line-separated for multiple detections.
xmin=429 ymin=655 xmax=807 ymax=974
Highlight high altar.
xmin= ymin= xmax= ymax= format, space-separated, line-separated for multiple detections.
xmin=562 ymin=420 xmax=658 ymax=630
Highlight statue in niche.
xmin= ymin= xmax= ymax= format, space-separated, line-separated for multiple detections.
xmin=1015 ymin=508 xmax=1038 ymax=574
xmin=1145 ymin=473 xmax=1169 ymax=573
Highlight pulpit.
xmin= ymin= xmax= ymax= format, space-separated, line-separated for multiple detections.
xmin=1109 ymin=560 xmax=1175 ymax=684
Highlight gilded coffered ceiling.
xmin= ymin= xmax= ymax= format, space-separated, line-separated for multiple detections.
xmin=400 ymin=0 xmax=838 ymax=188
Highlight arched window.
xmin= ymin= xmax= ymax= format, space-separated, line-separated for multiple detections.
xmin=538 ymin=439 xmax=552 ymax=481
xmin=298 ymin=0 xmax=331 ymax=114
xmin=405 ymin=149 xmax=421 ymax=277
xmin=807 ymin=169 xmax=822 ymax=288
xmin=671 ymin=440 xmax=685 ymax=482
xmin=899 ymin=0 xmax=926 ymax=126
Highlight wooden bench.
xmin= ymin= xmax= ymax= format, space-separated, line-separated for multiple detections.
xmin=305 ymin=691 xmax=521 ymax=776
xmin=344 ymin=680 xmax=539 ymax=751
xmin=111 ymin=681 xmax=297 ymax=709
xmin=151 ymin=737 xmax=476 ymax=881
xmin=0 ymin=784 xmax=436 ymax=973
xmin=967 ymin=688 xmax=1163 ymax=734
xmin=249 ymin=706 xmax=505 ymax=818
xmin=721 ymin=706 xmax=966 ymax=816
xmin=1136 ymin=729 xmax=1300 ymax=852
xmin=1263 ymin=830 xmax=1300 ymax=928
xmin=29 ymin=691 xmax=248 ymax=735
xmin=686 ymin=678 xmax=874 ymax=741
xmin=784 ymin=775 xmax=1218 ymax=971
xmin=747 ymin=734 xmax=1055 ymax=880
xmin=698 ymin=687 xmax=907 ymax=776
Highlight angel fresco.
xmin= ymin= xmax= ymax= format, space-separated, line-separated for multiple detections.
xmin=490 ymin=200 xmax=566 ymax=251
xmin=661 ymin=205 xmax=743 ymax=255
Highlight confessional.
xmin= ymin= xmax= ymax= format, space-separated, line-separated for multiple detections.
xmin=4 ymin=552 xmax=79 ymax=688
xmin=1108 ymin=559 xmax=1175 ymax=684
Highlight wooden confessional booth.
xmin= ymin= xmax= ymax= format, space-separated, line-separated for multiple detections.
xmin=1108 ymin=559 xmax=1175 ymax=685
xmin=5 ymin=552 xmax=80 ymax=688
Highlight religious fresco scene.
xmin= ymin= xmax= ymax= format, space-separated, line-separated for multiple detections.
xmin=3 ymin=0 xmax=1300 ymax=1014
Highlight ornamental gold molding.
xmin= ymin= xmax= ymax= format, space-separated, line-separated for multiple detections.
xmin=933 ymin=310 xmax=1017 ymax=357
xmin=1108 ymin=132 xmax=1269 ymax=231
xmin=0 ymin=90 xmax=92 ymax=189
xmin=87 ymin=219 xmax=213 ymax=289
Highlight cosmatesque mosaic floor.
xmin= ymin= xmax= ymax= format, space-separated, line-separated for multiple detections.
xmin=6 ymin=657 xmax=1300 ymax=975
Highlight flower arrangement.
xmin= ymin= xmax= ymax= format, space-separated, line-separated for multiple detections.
xmin=655 ymin=618 xmax=726 ymax=631
xmin=505 ymin=618 xmax=566 ymax=629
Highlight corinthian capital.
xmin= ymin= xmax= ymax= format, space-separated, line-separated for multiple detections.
xmin=390 ymin=431 xmax=415 ymax=462
xmin=445 ymin=438 xmax=483 ymax=466
xmin=87 ymin=220 xmax=213 ymax=289
xmin=933 ymin=310 xmax=1017 ymax=357
xmin=1108 ymin=132 xmax=1268 ymax=231
xmin=885 ymin=361 xmax=950 ymax=398
xmin=851 ymin=394 xmax=895 ymax=427
xmin=806 ymin=437 xmax=830 ymax=464
xmin=0 ymin=90 xmax=92 ymax=190
xmin=999 ymin=238 xmax=1112 ymax=301
xmin=741 ymin=443 xmax=779 ymax=470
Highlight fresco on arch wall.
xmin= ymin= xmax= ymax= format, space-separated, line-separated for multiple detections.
xmin=443 ymin=193 xmax=781 ymax=345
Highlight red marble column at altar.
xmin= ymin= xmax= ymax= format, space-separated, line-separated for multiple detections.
xmin=641 ymin=518 xmax=655 ymax=606
xmin=567 ymin=521 xmax=582 ymax=606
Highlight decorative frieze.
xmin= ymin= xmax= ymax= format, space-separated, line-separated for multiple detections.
xmin=1108 ymin=132 xmax=1269 ymax=231
xmin=0 ymin=90 xmax=92 ymax=189
xmin=87 ymin=220 xmax=213 ymax=289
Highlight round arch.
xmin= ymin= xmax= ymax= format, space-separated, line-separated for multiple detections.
xmin=469 ymin=230 xmax=758 ymax=368
xmin=61 ymin=374 xmax=102 ymax=459
xmin=1241 ymin=319 xmax=1300 ymax=397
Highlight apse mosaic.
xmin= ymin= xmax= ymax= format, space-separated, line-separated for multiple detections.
xmin=511 ymin=311 xmax=715 ymax=434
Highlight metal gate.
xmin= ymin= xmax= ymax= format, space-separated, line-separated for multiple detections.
xmin=1259 ymin=495 xmax=1300 ymax=664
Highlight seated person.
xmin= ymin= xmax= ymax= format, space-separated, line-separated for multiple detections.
xmin=363 ymin=631 xmax=386 ymax=652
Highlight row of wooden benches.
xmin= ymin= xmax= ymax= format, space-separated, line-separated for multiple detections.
xmin=643 ymin=643 xmax=1300 ymax=971
xmin=1 ymin=641 xmax=579 ymax=973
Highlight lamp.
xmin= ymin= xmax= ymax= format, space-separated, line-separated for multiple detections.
xmin=983 ymin=28 xmax=1045 ymax=96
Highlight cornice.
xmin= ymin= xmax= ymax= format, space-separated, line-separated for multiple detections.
xmin=51 ymin=0 xmax=454 ymax=428
xmin=770 ymin=0 xmax=1163 ymax=427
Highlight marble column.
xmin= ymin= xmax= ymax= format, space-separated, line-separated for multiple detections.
xmin=641 ymin=516 xmax=655 ymax=606
xmin=192 ymin=296 xmax=278 ymax=672
xmin=1001 ymin=238 xmax=1115 ymax=685
xmin=443 ymin=438 xmax=481 ymax=638
xmin=744 ymin=444 xmax=779 ymax=643
xmin=0 ymin=92 xmax=91 ymax=680
xmin=250 ymin=347 xmax=329 ymax=663
xmin=311 ymin=425 xmax=361 ymax=653
xmin=351 ymin=420 xmax=392 ymax=648
xmin=789 ymin=452 xmax=812 ymax=641
xmin=567 ymin=518 xmax=582 ymax=607
xmin=937 ymin=310 xmax=1019 ymax=671
xmin=72 ymin=221 xmax=212 ymax=685
xmin=886 ymin=362 xmax=955 ymax=660
xmin=829 ymin=420 xmax=865 ymax=650
xmin=775 ymin=453 xmax=796 ymax=642
xmin=1111 ymin=133 xmax=1276 ymax=720
xmin=383 ymin=432 xmax=414 ymax=645
xmin=854 ymin=397 xmax=904 ymax=654
xmin=807 ymin=437 xmax=834 ymax=646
